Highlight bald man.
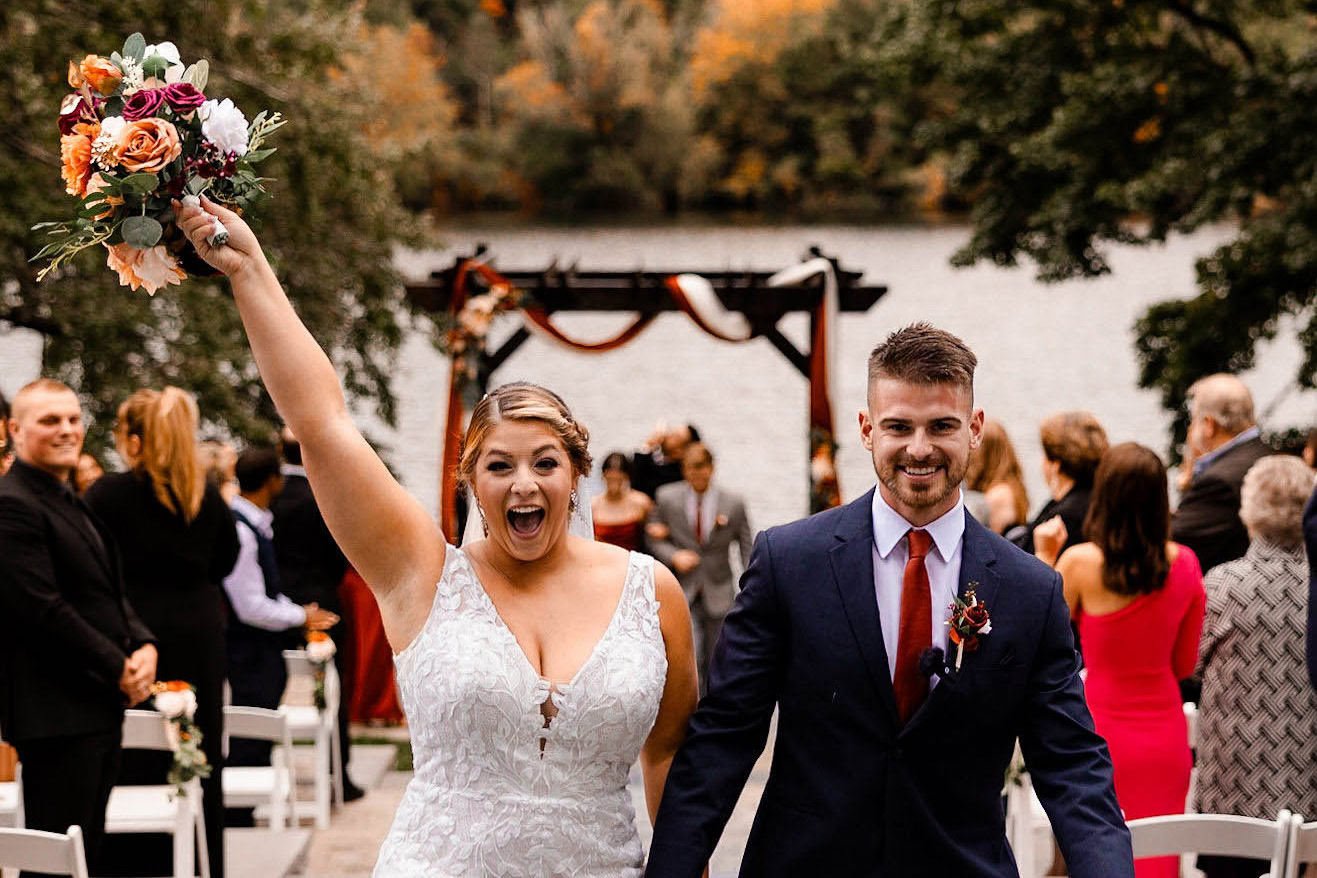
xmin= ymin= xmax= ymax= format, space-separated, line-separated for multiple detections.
xmin=0 ymin=379 xmax=156 ymax=871
xmin=1172 ymin=374 xmax=1271 ymax=573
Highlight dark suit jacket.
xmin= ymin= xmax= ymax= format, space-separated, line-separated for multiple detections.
xmin=1172 ymin=436 xmax=1270 ymax=573
xmin=647 ymin=490 xmax=1132 ymax=878
xmin=0 ymin=460 xmax=155 ymax=743
xmin=271 ymin=472 xmax=347 ymax=613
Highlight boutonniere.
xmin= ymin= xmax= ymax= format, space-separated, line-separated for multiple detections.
xmin=946 ymin=584 xmax=992 ymax=671
xmin=714 ymin=513 xmax=729 ymax=529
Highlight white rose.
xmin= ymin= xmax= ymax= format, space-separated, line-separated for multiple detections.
xmin=199 ymin=98 xmax=248 ymax=157
xmin=153 ymin=688 xmax=196 ymax=720
xmin=306 ymin=637 xmax=337 ymax=663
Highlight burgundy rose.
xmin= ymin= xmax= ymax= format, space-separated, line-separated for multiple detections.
xmin=58 ymin=94 xmax=99 ymax=135
xmin=122 ymin=88 xmax=166 ymax=121
xmin=162 ymin=83 xmax=205 ymax=113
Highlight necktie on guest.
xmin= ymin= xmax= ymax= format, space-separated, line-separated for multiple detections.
xmin=893 ymin=528 xmax=933 ymax=724
xmin=694 ymin=494 xmax=704 ymax=545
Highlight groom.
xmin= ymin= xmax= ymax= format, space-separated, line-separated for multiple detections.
xmin=646 ymin=324 xmax=1133 ymax=877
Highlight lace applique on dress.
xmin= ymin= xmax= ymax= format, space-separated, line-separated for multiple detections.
xmin=374 ymin=548 xmax=667 ymax=877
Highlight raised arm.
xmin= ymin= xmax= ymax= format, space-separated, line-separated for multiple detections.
xmin=176 ymin=199 xmax=444 ymax=646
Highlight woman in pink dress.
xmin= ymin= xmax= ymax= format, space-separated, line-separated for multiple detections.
xmin=1036 ymin=442 xmax=1205 ymax=878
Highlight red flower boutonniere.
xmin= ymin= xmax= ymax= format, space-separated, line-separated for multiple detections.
xmin=946 ymin=584 xmax=992 ymax=670
xmin=715 ymin=513 xmax=729 ymax=529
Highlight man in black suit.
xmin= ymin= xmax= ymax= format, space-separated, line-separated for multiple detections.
xmin=0 ymin=379 xmax=156 ymax=868
xmin=1172 ymin=374 xmax=1271 ymax=574
xmin=271 ymin=427 xmax=362 ymax=800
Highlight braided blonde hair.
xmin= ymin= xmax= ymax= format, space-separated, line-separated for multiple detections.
xmin=457 ymin=383 xmax=591 ymax=494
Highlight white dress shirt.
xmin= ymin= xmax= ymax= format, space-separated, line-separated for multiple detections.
xmin=685 ymin=486 xmax=719 ymax=543
xmin=224 ymin=495 xmax=307 ymax=631
xmin=870 ymin=489 xmax=965 ymax=686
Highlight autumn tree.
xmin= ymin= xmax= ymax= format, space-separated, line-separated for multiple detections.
xmin=2 ymin=0 xmax=443 ymax=450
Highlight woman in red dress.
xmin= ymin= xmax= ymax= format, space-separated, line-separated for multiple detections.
xmin=591 ymin=451 xmax=652 ymax=550
xmin=1038 ymin=442 xmax=1205 ymax=878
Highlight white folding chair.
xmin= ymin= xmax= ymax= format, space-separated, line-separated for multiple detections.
xmin=222 ymin=707 xmax=296 ymax=830
xmin=1004 ymin=771 xmax=1053 ymax=878
xmin=0 ymin=826 xmax=89 ymax=878
xmin=280 ymin=650 xmax=343 ymax=829
xmin=1282 ymin=813 xmax=1315 ymax=878
xmin=104 ymin=710 xmax=210 ymax=878
xmin=1128 ymin=811 xmax=1292 ymax=878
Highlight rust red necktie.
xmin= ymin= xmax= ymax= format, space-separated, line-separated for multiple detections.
xmin=893 ymin=529 xmax=933 ymax=724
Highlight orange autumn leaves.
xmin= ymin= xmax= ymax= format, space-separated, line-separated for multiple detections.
xmin=60 ymin=118 xmax=182 ymax=196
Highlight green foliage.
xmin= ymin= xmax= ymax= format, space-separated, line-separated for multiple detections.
xmin=1 ymin=0 xmax=433 ymax=453
xmin=896 ymin=0 xmax=1317 ymax=445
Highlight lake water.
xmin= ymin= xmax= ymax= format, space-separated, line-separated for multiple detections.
xmin=4 ymin=223 xmax=1312 ymax=530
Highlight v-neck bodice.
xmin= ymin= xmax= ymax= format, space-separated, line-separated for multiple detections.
xmin=376 ymin=546 xmax=667 ymax=877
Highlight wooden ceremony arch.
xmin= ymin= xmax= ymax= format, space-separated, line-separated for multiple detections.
xmin=404 ymin=245 xmax=887 ymax=541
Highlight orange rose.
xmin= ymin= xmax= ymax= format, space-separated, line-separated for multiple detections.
xmin=79 ymin=55 xmax=122 ymax=95
xmin=112 ymin=118 xmax=182 ymax=173
xmin=59 ymin=121 xmax=99 ymax=197
xmin=67 ymin=59 xmax=85 ymax=89
xmin=84 ymin=173 xmax=124 ymax=219
xmin=105 ymin=242 xmax=186 ymax=295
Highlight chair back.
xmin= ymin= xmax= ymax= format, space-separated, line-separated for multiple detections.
xmin=283 ymin=649 xmax=341 ymax=709
xmin=121 ymin=709 xmax=176 ymax=752
xmin=1129 ymin=812 xmax=1290 ymax=875
xmin=0 ymin=825 xmax=90 ymax=878
xmin=1283 ymin=815 xmax=1316 ymax=878
xmin=1183 ymin=702 xmax=1197 ymax=749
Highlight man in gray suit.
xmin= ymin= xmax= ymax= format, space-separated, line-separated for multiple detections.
xmin=649 ymin=443 xmax=753 ymax=694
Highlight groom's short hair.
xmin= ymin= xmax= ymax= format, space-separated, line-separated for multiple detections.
xmin=867 ymin=323 xmax=977 ymax=397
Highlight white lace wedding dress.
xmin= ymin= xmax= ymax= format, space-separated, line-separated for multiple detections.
xmin=373 ymin=546 xmax=668 ymax=876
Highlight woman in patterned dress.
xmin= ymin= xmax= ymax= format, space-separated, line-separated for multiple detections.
xmin=1194 ymin=455 xmax=1317 ymax=878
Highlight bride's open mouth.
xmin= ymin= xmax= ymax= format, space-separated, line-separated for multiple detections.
xmin=506 ymin=505 xmax=546 ymax=538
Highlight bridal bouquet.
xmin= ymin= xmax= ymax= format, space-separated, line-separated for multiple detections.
xmin=151 ymin=680 xmax=211 ymax=797
xmin=32 ymin=33 xmax=285 ymax=294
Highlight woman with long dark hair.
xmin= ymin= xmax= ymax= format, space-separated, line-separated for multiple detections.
xmin=591 ymin=451 xmax=653 ymax=551
xmin=1054 ymin=443 xmax=1205 ymax=878
xmin=86 ymin=387 xmax=239 ymax=878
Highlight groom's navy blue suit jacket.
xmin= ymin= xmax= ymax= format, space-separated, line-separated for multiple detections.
xmin=647 ymin=490 xmax=1133 ymax=877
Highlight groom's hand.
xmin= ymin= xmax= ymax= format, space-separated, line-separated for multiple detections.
xmin=173 ymin=196 xmax=262 ymax=279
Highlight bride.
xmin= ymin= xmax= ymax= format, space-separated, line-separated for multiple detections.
xmin=176 ymin=199 xmax=699 ymax=875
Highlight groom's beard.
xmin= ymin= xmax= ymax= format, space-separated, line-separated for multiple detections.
xmin=877 ymin=451 xmax=967 ymax=512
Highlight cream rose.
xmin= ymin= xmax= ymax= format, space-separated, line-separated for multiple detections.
xmin=105 ymin=243 xmax=187 ymax=295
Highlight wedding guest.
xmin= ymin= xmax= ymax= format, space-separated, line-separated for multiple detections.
xmin=272 ymin=426 xmax=362 ymax=800
xmin=1019 ymin=410 xmax=1108 ymax=556
xmin=0 ymin=379 xmax=156 ymax=873
xmin=632 ymin=423 xmax=700 ymax=499
xmin=648 ymin=443 xmax=753 ymax=695
xmin=224 ymin=448 xmax=336 ymax=793
xmin=200 ymin=439 xmax=239 ymax=504
xmin=0 ymin=388 xmax=11 ymax=475
xmin=86 ymin=387 xmax=239 ymax=878
xmin=1302 ymin=427 xmax=1317 ymax=468
xmin=1172 ymin=374 xmax=1269 ymax=572
xmin=1194 ymin=455 xmax=1317 ymax=878
xmin=74 ymin=451 xmax=104 ymax=496
xmin=1306 ymin=483 xmax=1317 ymax=693
xmin=966 ymin=418 xmax=1029 ymax=537
xmin=1044 ymin=443 xmax=1205 ymax=878
xmin=341 ymin=566 xmax=404 ymax=725
xmin=592 ymin=451 xmax=653 ymax=551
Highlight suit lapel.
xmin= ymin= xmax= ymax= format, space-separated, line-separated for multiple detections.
xmin=829 ymin=489 xmax=900 ymax=730
xmin=14 ymin=463 xmax=115 ymax=578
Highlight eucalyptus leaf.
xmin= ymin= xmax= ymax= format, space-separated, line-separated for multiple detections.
xmin=186 ymin=177 xmax=208 ymax=196
xmin=141 ymin=55 xmax=169 ymax=79
xmin=185 ymin=59 xmax=209 ymax=92
xmin=243 ymin=148 xmax=275 ymax=164
xmin=122 ymin=33 xmax=146 ymax=62
xmin=119 ymin=173 xmax=160 ymax=196
xmin=103 ymin=96 xmax=124 ymax=117
xmin=110 ymin=51 xmax=124 ymax=68
xmin=120 ymin=215 xmax=163 ymax=249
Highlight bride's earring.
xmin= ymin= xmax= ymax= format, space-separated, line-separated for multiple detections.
xmin=569 ymin=490 xmax=579 ymax=514
xmin=477 ymin=504 xmax=489 ymax=537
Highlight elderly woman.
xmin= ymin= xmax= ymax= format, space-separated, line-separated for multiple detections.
xmin=1193 ymin=454 xmax=1317 ymax=878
